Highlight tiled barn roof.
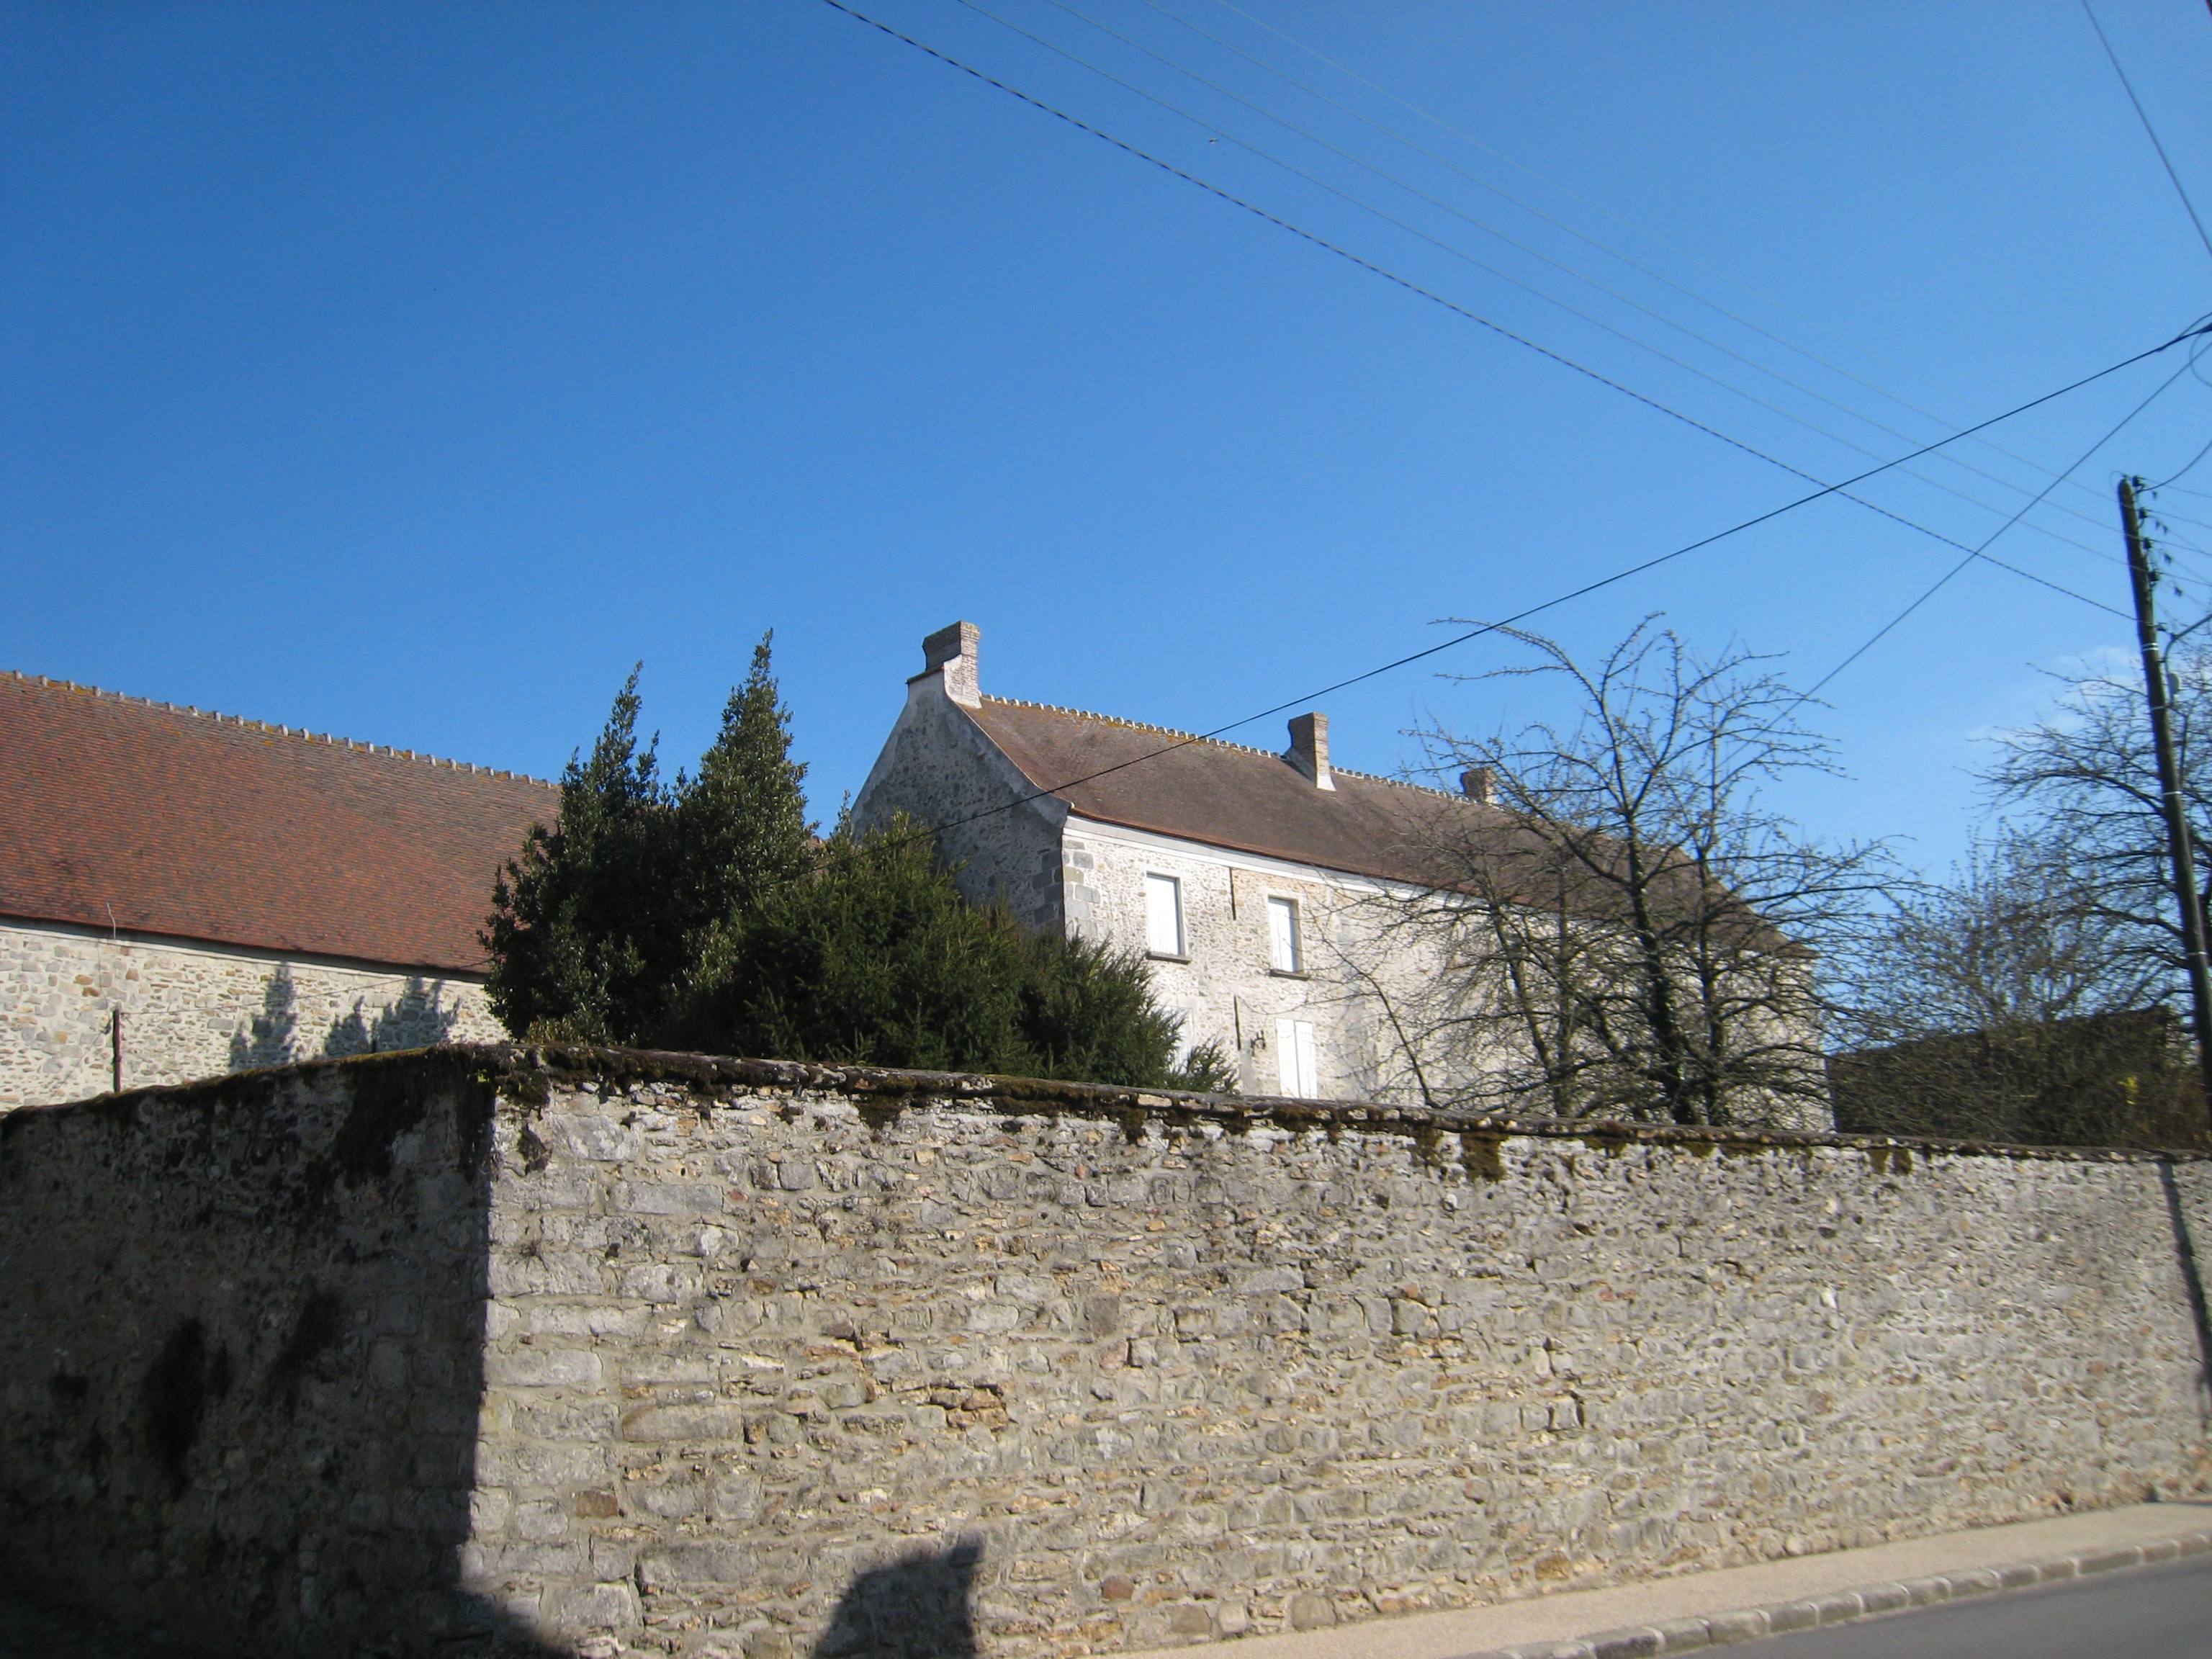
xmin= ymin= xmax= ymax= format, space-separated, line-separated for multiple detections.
xmin=0 ymin=672 xmax=556 ymax=973
xmin=967 ymin=696 xmax=1483 ymax=886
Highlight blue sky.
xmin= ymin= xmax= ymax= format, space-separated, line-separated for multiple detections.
xmin=5 ymin=1 xmax=2209 ymax=875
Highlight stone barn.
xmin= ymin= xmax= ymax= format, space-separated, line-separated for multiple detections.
xmin=0 ymin=670 xmax=552 ymax=1108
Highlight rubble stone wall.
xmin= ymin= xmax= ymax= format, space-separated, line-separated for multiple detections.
xmin=4 ymin=1046 xmax=2211 ymax=1659
xmin=0 ymin=1051 xmax=506 ymax=1654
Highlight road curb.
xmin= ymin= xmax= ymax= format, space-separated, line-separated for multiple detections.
xmin=1463 ymin=1529 xmax=2212 ymax=1658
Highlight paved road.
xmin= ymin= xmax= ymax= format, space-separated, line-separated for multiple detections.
xmin=1740 ymin=1553 xmax=2212 ymax=1658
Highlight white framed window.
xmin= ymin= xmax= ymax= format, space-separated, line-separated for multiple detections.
xmin=1267 ymin=896 xmax=1301 ymax=973
xmin=1145 ymin=873 xmax=1184 ymax=957
xmin=1275 ymin=1018 xmax=1319 ymax=1098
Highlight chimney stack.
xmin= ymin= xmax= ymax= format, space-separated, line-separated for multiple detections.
xmin=917 ymin=621 xmax=981 ymax=708
xmin=1460 ymin=767 xmax=1494 ymax=805
xmin=1286 ymin=712 xmax=1334 ymax=791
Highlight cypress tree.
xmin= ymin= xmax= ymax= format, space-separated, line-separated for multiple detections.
xmin=485 ymin=667 xmax=672 ymax=1043
xmin=673 ymin=632 xmax=816 ymax=943
xmin=669 ymin=814 xmax=1032 ymax=1071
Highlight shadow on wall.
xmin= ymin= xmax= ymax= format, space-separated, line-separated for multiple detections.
xmin=2159 ymin=1160 xmax=2212 ymax=1424
xmin=230 ymin=964 xmax=302 ymax=1070
xmin=812 ymin=1539 xmax=983 ymax=1659
xmin=229 ymin=970 xmax=460 ymax=1071
xmin=0 ymin=1058 xmax=570 ymax=1659
xmin=324 ymin=978 xmax=462 ymax=1060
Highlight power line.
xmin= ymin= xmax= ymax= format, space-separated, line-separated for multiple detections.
xmin=942 ymin=0 xmax=2185 ymax=590
xmin=1142 ymin=0 xmax=2154 ymax=537
xmin=1012 ymin=0 xmax=2167 ymax=572
xmin=830 ymin=0 xmax=2193 ymax=611
xmin=2081 ymin=0 xmax=2212 ymax=264
xmin=1193 ymin=0 xmax=2193 ymax=526
xmin=820 ymin=0 xmax=2206 ymax=838
xmin=1803 ymin=355 xmax=2199 ymax=699
xmin=915 ymin=323 xmax=2194 ymax=845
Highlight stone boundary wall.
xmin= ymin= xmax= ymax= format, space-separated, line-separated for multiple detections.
xmin=0 ymin=1050 xmax=504 ymax=1652
xmin=4 ymin=1045 xmax=2211 ymax=1659
xmin=0 ymin=917 xmax=504 ymax=1110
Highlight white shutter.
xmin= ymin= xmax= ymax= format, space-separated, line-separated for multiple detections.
xmin=1145 ymin=873 xmax=1184 ymax=956
xmin=1267 ymin=897 xmax=1299 ymax=972
xmin=1295 ymin=1020 xmax=1319 ymax=1098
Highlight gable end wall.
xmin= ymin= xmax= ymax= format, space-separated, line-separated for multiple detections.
xmin=850 ymin=679 xmax=1069 ymax=932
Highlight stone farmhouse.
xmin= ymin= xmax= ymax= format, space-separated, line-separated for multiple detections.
xmin=0 ymin=670 xmax=550 ymax=1110
xmin=855 ymin=622 xmax=1512 ymax=1104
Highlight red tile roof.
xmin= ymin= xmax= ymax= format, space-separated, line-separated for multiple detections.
xmin=0 ymin=673 xmax=556 ymax=973
xmin=967 ymin=696 xmax=1483 ymax=885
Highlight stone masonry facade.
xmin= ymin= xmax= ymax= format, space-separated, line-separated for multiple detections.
xmin=1056 ymin=822 xmax=1447 ymax=1102
xmin=3 ymin=1045 xmax=2208 ymax=1659
xmin=0 ymin=917 xmax=504 ymax=1110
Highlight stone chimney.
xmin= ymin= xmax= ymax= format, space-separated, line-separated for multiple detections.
xmin=1286 ymin=712 xmax=1334 ymax=791
xmin=916 ymin=621 xmax=981 ymax=708
xmin=1460 ymin=767 xmax=1494 ymax=805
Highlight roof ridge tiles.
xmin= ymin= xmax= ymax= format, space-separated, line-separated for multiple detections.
xmin=977 ymin=693 xmax=1460 ymax=800
xmin=5 ymin=667 xmax=557 ymax=788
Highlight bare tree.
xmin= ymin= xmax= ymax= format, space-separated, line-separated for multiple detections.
xmin=1828 ymin=829 xmax=2201 ymax=1146
xmin=1980 ymin=642 xmax=2212 ymax=1005
xmin=1371 ymin=621 xmax=1891 ymax=1128
xmin=1839 ymin=829 xmax=2164 ymax=1041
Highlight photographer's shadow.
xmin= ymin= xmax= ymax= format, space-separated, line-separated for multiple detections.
xmin=811 ymin=1538 xmax=982 ymax=1659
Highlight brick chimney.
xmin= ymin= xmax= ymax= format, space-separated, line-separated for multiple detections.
xmin=916 ymin=621 xmax=981 ymax=708
xmin=1460 ymin=767 xmax=1494 ymax=805
xmin=1286 ymin=712 xmax=1334 ymax=791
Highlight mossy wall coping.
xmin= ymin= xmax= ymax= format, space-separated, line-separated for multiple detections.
xmin=6 ymin=1040 xmax=2204 ymax=1166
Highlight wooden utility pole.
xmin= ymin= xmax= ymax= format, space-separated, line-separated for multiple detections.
xmin=2121 ymin=476 xmax=2212 ymax=1114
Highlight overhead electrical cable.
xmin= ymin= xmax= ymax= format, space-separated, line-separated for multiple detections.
xmin=948 ymin=0 xmax=2200 ymax=584
xmin=1022 ymin=0 xmax=2161 ymax=567
xmin=1010 ymin=0 xmax=2193 ymax=580
xmin=818 ymin=0 xmax=2207 ymax=840
xmin=1196 ymin=0 xmax=2177 ymax=521
xmin=905 ymin=325 xmax=2194 ymax=848
xmin=1137 ymin=0 xmax=2150 ymax=541
xmin=2080 ymin=0 xmax=2212 ymax=264
xmin=1803 ymin=356 xmax=2200 ymax=699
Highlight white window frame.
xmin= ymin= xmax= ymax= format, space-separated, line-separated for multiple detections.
xmin=1144 ymin=872 xmax=1185 ymax=958
xmin=1267 ymin=896 xmax=1302 ymax=974
xmin=1275 ymin=1017 xmax=1319 ymax=1098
